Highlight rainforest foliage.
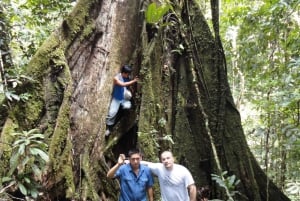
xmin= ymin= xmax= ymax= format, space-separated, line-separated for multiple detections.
xmin=0 ymin=0 xmax=299 ymax=200
xmin=219 ymin=1 xmax=300 ymax=200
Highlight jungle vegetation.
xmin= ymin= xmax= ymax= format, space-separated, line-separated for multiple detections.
xmin=0 ymin=0 xmax=299 ymax=200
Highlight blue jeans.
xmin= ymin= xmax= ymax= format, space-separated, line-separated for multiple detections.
xmin=106 ymin=98 xmax=131 ymax=126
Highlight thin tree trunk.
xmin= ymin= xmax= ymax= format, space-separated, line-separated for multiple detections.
xmin=0 ymin=0 xmax=291 ymax=200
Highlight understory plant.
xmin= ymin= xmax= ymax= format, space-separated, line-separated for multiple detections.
xmin=211 ymin=171 xmax=241 ymax=201
xmin=1 ymin=128 xmax=49 ymax=199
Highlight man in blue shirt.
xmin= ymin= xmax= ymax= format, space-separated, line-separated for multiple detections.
xmin=107 ymin=149 xmax=154 ymax=201
xmin=105 ymin=65 xmax=139 ymax=136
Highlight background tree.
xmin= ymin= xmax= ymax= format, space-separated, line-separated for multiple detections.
xmin=0 ymin=0 xmax=74 ymax=122
xmin=0 ymin=0 xmax=293 ymax=200
xmin=221 ymin=0 xmax=300 ymax=200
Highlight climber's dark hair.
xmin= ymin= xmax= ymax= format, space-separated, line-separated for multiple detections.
xmin=121 ymin=65 xmax=132 ymax=73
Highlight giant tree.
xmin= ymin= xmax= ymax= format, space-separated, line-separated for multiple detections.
xmin=0 ymin=0 xmax=291 ymax=200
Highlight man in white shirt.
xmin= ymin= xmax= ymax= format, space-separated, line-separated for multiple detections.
xmin=142 ymin=151 xmax=197 ymax=201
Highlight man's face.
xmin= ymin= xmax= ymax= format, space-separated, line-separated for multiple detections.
xmin=129 ymin=153 xmax=141 ymax=169
xmin=161 ymin=152 xmax=174 ymax=170
xmin=122 ymin=72 xmax=130 ymax=78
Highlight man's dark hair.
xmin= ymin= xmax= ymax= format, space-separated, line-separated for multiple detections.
xmin=128 ymin=148 xmax=141 ymax=157
xmin=121 ymin=65 xmax=132 ymax=73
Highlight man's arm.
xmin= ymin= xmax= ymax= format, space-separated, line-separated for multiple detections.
xmin=147 ymin=187 xmax=154 ymax=201
xmin=124 ymin=159 xmax=154 ymax=166
xmin=188 ymin=184 xmax=197 ymax=201
xmin=113 ymin=76 xmax=138 ymax=87
xmin=107 ymin=154 xmax=125 ymax=178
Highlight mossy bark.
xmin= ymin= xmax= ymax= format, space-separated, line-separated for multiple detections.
xmin=0 ymin=0 xmax=290 ymax=201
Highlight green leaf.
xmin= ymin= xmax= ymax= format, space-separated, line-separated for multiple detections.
xmin=2 ymin=177 xmax=13 ymax=183
xmin=7 ymin=91 xmax=20 ymax=101
xmin=274 ymin=139 xmax=279 ymax=147
xmin=228 ymin=175 xmax=236 ymax=186
xmin=162 ymin=135 xmax=174 ymax=144
xmin=25 ymin=139 xmax=31 ymax=146
xmin=26 ymin=128 xmax=40 ymax=135
xmin=9 ymin=152 xmax=20 ymax=175
xmin=145 ymin=3 xmax=170 ymax=24
xmin=30 ymin=188 xmax=39 ymax=198
xmin=222 ymin=171 xmax=228 ymax=176
xmin=157 ymin=4 xmax=171 ymax=20
xmin=24 ymin=177 xmax=31 ymax=184
xmin=145 ymin=3 xmax=157 ymax=24
xmin=11 ymin=132 xmax=22 ymax=137
xmin=13 ymin=138 xmax=27 ymax=146
xmin=21 ymin=156 xmax=30 ymax=167
xmin=18 ymin=182 xmax=27 ymax=195
xmin=29 ymin=147 xmax=49 ymax=162
xmin=286 ymin=183 xmax=300 ymax=194
xmin=18 ymin=144 xmax=25 ymax=155
xmin=28 ymin=133 xmax=44 ymax=140
xmin=158 ymin=117 xmax=167 ymax=127
xmin=31 ymin=164 xmax=42 ymax=179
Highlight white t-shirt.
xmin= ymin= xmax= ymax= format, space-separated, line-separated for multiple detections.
xmin=148 ymin=163 xmax=195 ymax=201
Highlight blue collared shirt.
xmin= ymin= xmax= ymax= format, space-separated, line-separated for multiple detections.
xmin=115 ymin=164 xmax=154 ymax=201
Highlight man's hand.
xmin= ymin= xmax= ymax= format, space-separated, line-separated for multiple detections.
xmin=107 ymin=154 xmax=126 ymax=178
xmin=133 ymin=76 xmax=139 ymax=83
xmin=118 ymin=154 xmax=126 ymax=165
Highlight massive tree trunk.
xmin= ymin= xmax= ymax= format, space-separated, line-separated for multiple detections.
xmin=0 ymin=0 xmax=290 ymax=201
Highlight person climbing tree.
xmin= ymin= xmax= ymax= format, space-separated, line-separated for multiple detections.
xmin=105 ymin=64 xmax=139 ymax=136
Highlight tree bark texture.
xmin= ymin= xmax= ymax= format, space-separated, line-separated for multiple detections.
xmin=0 ymin=0 xmax=290 ymax=201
